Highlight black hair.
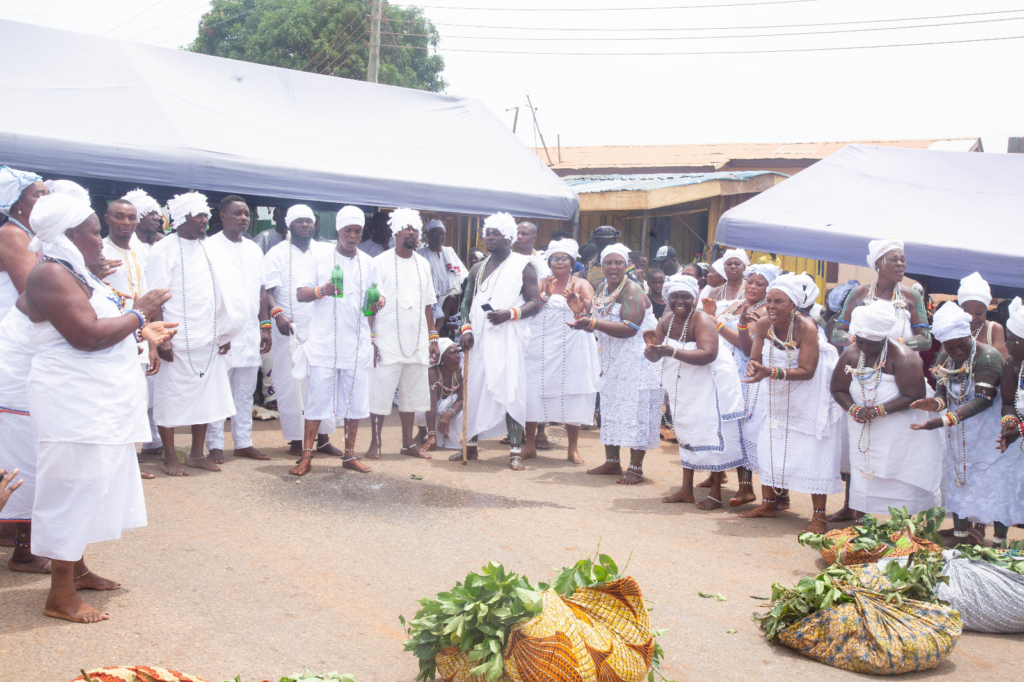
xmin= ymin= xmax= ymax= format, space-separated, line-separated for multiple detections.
xmin=647 ymin=267 xmax=664 ymax=283
xmin=219 ymin=195 xmax=247 ymax=212
xmin=549 ymin=229 xmax=573 ymax=241
xmin=579 ymin=243 xmax=599 ymax=264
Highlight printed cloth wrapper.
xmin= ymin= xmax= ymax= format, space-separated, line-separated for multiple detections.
xmin=71 ymin=667 xmax=211 ymax=682
xmin=436 ymin=577 xmax=654 ymax=682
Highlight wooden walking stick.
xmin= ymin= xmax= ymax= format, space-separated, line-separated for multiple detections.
xmin=461 ymin=347 xmax=469 ymax=465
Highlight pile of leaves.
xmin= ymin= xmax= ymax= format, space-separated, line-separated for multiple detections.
xmin=754 ymin=549 xmax=949 ymax=641
xmin=797 ymin=506 xmax=945 ymax=557
xmin=222 ymin=673 xmax=355 ymax=682
xmin=953 ymin=545 xmax=1024 ymax=575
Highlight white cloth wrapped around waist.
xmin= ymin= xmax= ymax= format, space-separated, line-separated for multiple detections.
xmin=524 ymin=294 xmax=599 ymax=398
xmin=0 ymin=307 xmax=34 ymax=409
xmin=662 ymin=338 xmax=744 ymax=453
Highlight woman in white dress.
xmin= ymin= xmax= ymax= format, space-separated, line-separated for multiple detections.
xmin=996 ymin=298 xmax=1024 ymax=546
xmin=522 ymin=239 xmax=598 ymax=464
xmin=417 ymin=338 xmax=465 ymax=451
xmin=569 ymin=244 xmax=661 ymax=485
xmin=739 ymin=274 xmax=843 ymax=534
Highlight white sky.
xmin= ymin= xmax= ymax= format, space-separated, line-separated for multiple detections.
xmin=5 ymin=0 xmax=1023 ymax=152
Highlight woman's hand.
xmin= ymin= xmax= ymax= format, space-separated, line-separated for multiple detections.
xmin=142 ymin=320 xmax=178 ymax=347
xmin=218 ymin=342 xmax=231 ymax=355
xmin=910 ymin=418 xmax=943 ymax=431
xmin=260 ymin=328 xmax=272 ymax=354
xmin=996 ymin=420 xmax=1020 ymax=453
xmin=909 ymin=397 xmax=941 ymax=413
xmin=91 ymin=258 xmax=122 ymax=281
xmin=702 ymin=298 xmax=717 ymax=316
xmin=567 ymin=317 xmax=594 ymax=332
xmin=541 ymin=276 xmax=556 ymax=299
xmin=147 ymin=342 xmax=161 ymax=376
xmin=460 ymin=330 xmax=474 ymax=352
xmin=743 ymin=360 xmax=771 ymax=383
xmin=134 ymin=288 xmax=172 ymax=321
xmin=157 ymin=340 xmax=174 ymax=363
xmin=438 ymin=412 xmax=452 ymax=434
xmin=275 ymin=313 xmax=293 ymax=336
xmin=645 ymin=344 xmax=672 ymax=362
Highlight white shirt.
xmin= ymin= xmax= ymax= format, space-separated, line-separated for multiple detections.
xmin=358 ymin=239 xmax=387 ymax=258
xmin=262 ymin=238 xmax=318 ymax=338
xmin=129 ymin=232 xmax=155 ymax=259
xmin=372 ymin=249 xmax=437 ymax=366
xmin=301 ymin=243 xmax=379 ymax=369
xmin=417 ymin=245 xmax=467 ymax=301
xmin=207 ymin=231 xmax=264 ymax=367
xmin=103 ymin=237 xmax=149 ymax=364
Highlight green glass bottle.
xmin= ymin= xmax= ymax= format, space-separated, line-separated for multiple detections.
xmin=331 ymin=264 xmax=344 ymax=298
xmin=362 ymin=283 xmax=380 ymax=316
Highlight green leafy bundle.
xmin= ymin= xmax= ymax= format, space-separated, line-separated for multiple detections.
xmin=797 ymin=505 xmax=945 ymax=556
xmin=954 ymin=545 xmax=1024 ymax=575
xmin=222 ymin=673 xmax=356 ymax=682
xmin=540 ymin=552 xmax=626 ymax=598
xmin=877 ymin=550 xmax=949 ymax=605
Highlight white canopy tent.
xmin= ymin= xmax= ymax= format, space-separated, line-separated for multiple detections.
xmin=0 ymin=19 xmax=577 ymax=220
xmin=715 ymin=144 xmax=1024 ymax=288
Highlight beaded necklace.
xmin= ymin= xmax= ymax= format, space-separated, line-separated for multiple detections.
xmin=7 ymin=216 xmax=33 ymax=238
xmin=845 ymin=340 xmax=889 ymax=479
xmin=177 ymin=234 xmax=218 ymax=378
xmin=431 ymin=367 xmax=460 ymax=398
xmin=540 ymin=283 xmax=569 ymax=446
xmin=766 ymin=311 xmax=796 ymax=495
xmin=1015 ymin=362 xmax=1024 ymax=453
xmin=474 ymin=253 xmax=508 ymax=300
xmin=867 ymin=280 xmax=908 ymax=339
xmin=286 ymin=236 xmax=315 ymax=343
xmin=593 ymin=278 xmax=628 ymax=316
xmin=936 ymin=339 xmax=977 ymax=486
xmin=394 ymin=250 xmax=424 ymax=358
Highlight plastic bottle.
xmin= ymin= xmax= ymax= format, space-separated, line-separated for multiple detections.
xmin=331 ymin=264 xmax=344 ymax=298
xmin=362 ymin=283 xmax=380 ymax=316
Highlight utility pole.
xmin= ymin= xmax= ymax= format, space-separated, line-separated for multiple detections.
xmin=526 ymin=95 xmax=552 ymax=166
xmin=367 ymin=0 xmax=382 ymax=83
xmin=506 ymin=106 xmax=520 ymax=133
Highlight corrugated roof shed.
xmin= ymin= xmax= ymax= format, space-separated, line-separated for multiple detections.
xmin=564 ymin=171 xmax=783 ymax=194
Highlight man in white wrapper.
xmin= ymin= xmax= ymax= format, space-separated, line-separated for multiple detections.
xmin=262 ymin=205 xmax=340 ymax=458
xmin=289 ymin=206 xmax=384 ymax=476
xmin=457 ymin=212 xmax=542 ymax=471
xmin=24 ymin=192 xmax=176 ymax=623
xmin=365 ymin=209 xmax=438 ymax=460
xmin=646 ymin=274 xmax=746 ymax=509
xmin=417 ymin=219 xmax=467 ymax=339
xmin=205 ymin=196 xmax=272 ymax=463
xmin=522 ymin=238 xmax=598 ymax=464
xmin=830 ymin=300 xmax=942 ymax=517
xmin=740 ymin=273 xmax=843 ymax=534
xmin=147 ymin=192 xmax=242 ymax=477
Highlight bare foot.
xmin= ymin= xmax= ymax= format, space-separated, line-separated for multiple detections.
xmin=9 ymin=554 xmax=51 ymax=574
xmin=364 ymin=444 xmax=382 ymax=460
xmin=587 ymin=461 xmax=623 ymax=476
xmin=208 ymin=448 xmax=225 ymax=465
xmin=662 ymin=487 xmax=694 ymax=503
xmin=697 ymin=495 xmax=723 ymax=510
xmin=696 ymin=473 xmax=728 ymax=488
xmin=234 ymin=446 xmax=269 ymax=460
xmin=449 ymin=447 xmax=478 ymax=461
xmin=288 ymin=441 xmax=302 ymax=458
xmin=729 ymin=486 xmax=757 ymax=507
xmin=825 ymin=506 xmax=862 ymax=523
xmin=140 ymin=471 xmax=156 ymax=480
xmin=567 ymin=448 xmax=584 ymax=464
xmin=161 ymin=459 xmax=189 ymax=477
xmin=343 ymin=458 xmax=371 ymax=473
xmin=520 ymin=445 xmax=538 ymax=460
xmin=616 ymin=471 xmax=643 ymax=485
xmin=739 ymin=501 xmax=777 ymax=519
xmin=74 ymin=571 xmax=121 ymax=591
xmin=289 ymin=454 xmax=312 ymax=476
xmin=44 ymin=593 xmax=109 ymax=623
xmin=775 ymin=496 xmax=791 ymax=512
xmin=534 ymin=440 xmax=552 ymax=451
xmin=185 ymin=456 xmax=221 ymax=472
xmin=317 ymin=441 xmax=345 ymax=457
xmin=140 ymin=446 xmax=163 ymax=456
xmin=401 ymin=444 xmax=431 ymax=459
xmin=509 ymin=455 xmax=526 ymax=471
xmin=422 ymin=435 xmax=437 ymax=452
xmin=802 ymin=517 xmax=827 ymax=534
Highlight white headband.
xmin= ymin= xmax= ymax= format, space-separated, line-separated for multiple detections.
xmin=867 ymin=237 xmax=904 ymax=270
xmin=743 ymin=263 xmax=779 ymax=287
xmin=957 ymin=271 xmax=992 ymax=308
xmin=28 ymin=192 xmax=96 ymax=280
xmin=167 ymin=192 xmax=211 ymax=229
xmin=769 ymin=274 xmax=804 ymax=308
xmin=337 ymin=205 xmax=365 ymax=229
xmin=600 ymin=243 xmax=631 ymax=266
xmin=45 ymin=179 xmax=90 ymax=203
xmin=285 ymin=204 xmax=315 ymax=228
xmin=722 ymin=248 xmax=750 ymax=268
xmin=388 ymin=207 xmax=423 ymax=235
xmin=849 ymin=300 xmax=897 ymax=342
xmin=0 ymin=166 xmax=42 ymax=215
xmin=546 ymin=238 xmax=579 ymax=261
xmin=663 ymin=274 xmax=700 ymax=300
xmin=1007 ymin=297 xmax=1024 ymax=340
xmin=482 ymin=212 xmax=518 ymax=242
xmin=932 ymin=302 xmax=973 ymax=343
xmin=121 ymin=188 xmax=161 ymax=219
xmin=711 ymin=257 xmax=726 ymax=278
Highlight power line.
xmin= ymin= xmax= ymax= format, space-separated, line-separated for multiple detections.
xmin=318 ymin=16 xmax=369 ymax=74
xmin=390 ymin=0 xmax=817 ymax=11
xmin=155 ymin=0 xmax=282 ymax=46
xmin=382 ymin=8 xmax=1024 ymax=33
xmin=371 ymin=32 xmax=1024 ymax=55
xmin=128 ymin=0 xmax=211 ymax=40
xmin=102 ymin=0 xmax=169 ymax=36
xmin=304 ymin=10 xmax=366 ymax=70
xmin=378 ymin=15 xmax=1024 ymax=41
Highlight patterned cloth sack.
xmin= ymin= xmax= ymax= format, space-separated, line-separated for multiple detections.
xmin=72 ymin=668 xmax=210 ymax=682
xmin=777 ymin=586 xmax=961 ymax=675
xmin=937 ymin=549 xmax=1024 ymax=633
xmin=436 ymin=577 xmax=653 ymax=682
xmin=818 ymin=527 xmax=942 ymax=565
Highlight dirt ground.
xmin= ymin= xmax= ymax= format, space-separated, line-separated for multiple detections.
xmin=1 ymin=415 xmax=1021 ymax=682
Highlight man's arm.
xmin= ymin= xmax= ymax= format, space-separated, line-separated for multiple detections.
xmin=259 ymin=285 xmax=271 ymax=354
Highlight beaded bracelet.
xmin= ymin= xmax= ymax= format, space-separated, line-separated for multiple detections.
xmin=508 ymin=307 xmax=521 ymax=321
xmin=589 ymin=317 xmax=597 ymax=331
xmin=934 ymin=396 xmax=947 ymax=411
xmin=737 ymin=324 xmax=749 ymax=331
xmin=847 ymin=404 xmax=861 ymax=418
xmin=875 ymin=404 xmax=886 ymax=418
xmin=260 ymin=320 xmax=272 ymax=330
xmin=624 ymin=320 xmax=641 ymax=331
xmin=539 ymin=291 xmax=550 ymax=304
xmin=314 ymin=285 xmax=325 ymax=300
xmin=428 ymin=331 xmax=440 ymax=343
xmin=943 ymin=412 xmax=958 ymax=427
xmin=716 ymin=320 xmax=725 ymax=332
xmin=460 ymin=323 xmax=472 ymax=335
xmin=270 ymin=307 xmax=284 ymax=319
xmin=128 ymin=309 xmax=146 ymax=330
xmin=1002 ymin=415 xmax=1019 ymax=426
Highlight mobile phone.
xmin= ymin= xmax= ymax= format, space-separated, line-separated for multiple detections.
xmin=481 ymin=303 xmax=494 ymax=312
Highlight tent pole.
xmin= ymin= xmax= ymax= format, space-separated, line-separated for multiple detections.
xmin=640 ymin=210 xmax=649 ymax=261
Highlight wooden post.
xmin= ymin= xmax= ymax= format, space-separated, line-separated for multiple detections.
xmin=461 ymin=348 xmax=469 ymax=465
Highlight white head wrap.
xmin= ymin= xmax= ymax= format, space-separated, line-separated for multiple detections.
xmin=545 ymin=238 xmax=579 ymax=262
xmin=167 ymin=192 xmax=211 ymax=229
xmin=0 ymin=166 xmax=42 ymax=215
xmin=743 ymin=263 xmax=779 ymax=287
xmin=600 ymin=243 xmax=631 ymax=266
xmin=432 ymin=337 xmax=456 ymax=367
xmin=285 ymin=204 xmax=315 ymax=228
xmin=122 ymin=188 xmax=161 ymax=219
xmin=957 ymin=271 xmax=992 ymax=308
xmin=1006 ymin=297 xmax=1024 ymax=340
xmin=866 ymin=237 xmax=904 ymax=270
xmin=793 ymin=272 xmax=820 ymax=309
xmin=768 ymin=274 xmax=804 ymax=307
xmin=388 ymin=207 xmax=423 ymax=235
xmin=722 ymin=248 xmax=750 ymax=268
xmin=28 ymin=193 xmax=96 ymax=279
xmin=662 ymin=274 xmax=699 ymax=300
xmin=932 ymin=302 xmax=973 ymax=343
xmin=337 ymin=205 xmax=365 ymax=229
xmin=711 ymin=258 xmax=726 ymax=278
xmin=482 ymin=212 xmax=518 ymax=242
xmin=849 ymin=300 xmax=897 ymax=342
xmin=45 ymin=179 xmax=90 ymax=202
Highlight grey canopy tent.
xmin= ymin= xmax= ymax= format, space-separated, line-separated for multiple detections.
xmin=715 ymin=144 xmax=1024 ymax=289
xmin=0 ymin=19 xmax=578 ymax=220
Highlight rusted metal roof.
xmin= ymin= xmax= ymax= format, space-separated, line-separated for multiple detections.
xmin=564 ymin=171 xmax=783 ymax=194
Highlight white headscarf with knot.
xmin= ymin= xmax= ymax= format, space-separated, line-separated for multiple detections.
xmin=432 ymin=337 xmax=456 ymax=367
xmin=1006 ymin=297 xmax=1024 ymax=340
xmin=337 ymin=205 xmax=365 ymax=228
xmin=867 ymin=237 xmax=904 ymax=270
xmin=711 ymin=257 xmax=726 ymax=278
xmin=388 ymin=207 xmax=423 ymax=235
xmin=663 ymin=274 xmax=700 ymax=300
xmin=768 ymin=273 xmax=804 ymax=308
xmin=932 ymin=302 xmax=973 ymax=343
xmin=850 ymin=300 xmax=897 ymax=342
xmin=482 ymin=212 xmax=518 ymax=242
xmin=600 ymin=243 xmax=631 ymax=266
xmin=168 ymin=192 xmax=211 ymax=229
xmin=545 ymin=238 xmax=579 ymax=262
xmin=957 ymin=271 xmax=992 ymax=308
xmin=45 ymin=179 xmax=90 ymax=202
xmin=722 ymin=248 xmax=749 ymax=268
xmin=792 ymin=272 xmax=820 ymax=309
xmin=744 ymin=263 xmax=779 ymax=287
xmin=28 ymin=193 xmax=96 ymax=279
xmin=0 ymin=166 xmax=42 ymax=215
xmin=122 ymin=188 xmax=161 ymax=219
xmin=285 ymin=204 xmax=315 ymax=228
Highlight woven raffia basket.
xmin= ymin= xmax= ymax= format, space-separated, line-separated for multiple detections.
xmin=819 ymin=527 xmax=943 ymax=565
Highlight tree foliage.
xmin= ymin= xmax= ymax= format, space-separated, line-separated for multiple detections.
xmin=187 ymin=0 xmax=446 ymax=92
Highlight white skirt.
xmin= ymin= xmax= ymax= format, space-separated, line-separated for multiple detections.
xmin=0 ymin=412 xmax=36 ymax=521
xmin=680 ymin=419 xmax=745 ymax=472
xmin=525 ymin=392 xmax=596 ymax=426
xmin=31 ymin=441 xmax=147 ymax=562
xmin=600 ymin=388 xmax=662 ymax=451
xmin=153 ymin=346 xmax=235 ymax=428
xmin=850 ymin=473 xmax=941 ymax=515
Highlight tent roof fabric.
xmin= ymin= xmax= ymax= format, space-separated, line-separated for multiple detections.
xmin=0 ymin=19 xmax=577 ymax=220
xmin=715 ymin=144 xmax=1024 ymax=288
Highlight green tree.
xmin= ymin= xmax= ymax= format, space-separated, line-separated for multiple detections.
xmin=187 ymin=0 xmax=446 ymax=92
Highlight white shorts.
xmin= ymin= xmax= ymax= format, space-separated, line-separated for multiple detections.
xmin=370 ymin=362 xmax=430 ymax=415
xmin=306 ymin=365 xmax=370 ymax=422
